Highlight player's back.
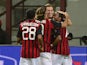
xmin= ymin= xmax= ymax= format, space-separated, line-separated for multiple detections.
xmin=18 ymin=19 xmax=41 ymax=58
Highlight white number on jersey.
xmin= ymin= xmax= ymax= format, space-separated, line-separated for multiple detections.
xmin=22 ymin=27 xmax=36 ymax=40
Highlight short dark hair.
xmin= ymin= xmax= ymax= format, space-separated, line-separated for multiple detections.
xmin=56 ymin=12 xmax=65 ymax=21
xmin=26 ymin=9 xmax=35 ymax=19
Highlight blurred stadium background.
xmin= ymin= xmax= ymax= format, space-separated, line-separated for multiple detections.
xmin=0 ymin=0 xmax=87 ymax=46
xmin=0 ymin=0 xmax=87 ymax=65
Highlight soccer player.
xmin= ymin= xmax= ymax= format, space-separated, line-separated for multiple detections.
xmin=52 ymin=11 xmax=72 ymax=65
xmin=44 ymin=4 xmax=72 ymax=65
xmin=17 ymin=9 xmax=43 ymax=65
xmin=35 ymin=6 xmax=52 ymax=65
xmin=35 ymin=5 xmax=69 ymax=65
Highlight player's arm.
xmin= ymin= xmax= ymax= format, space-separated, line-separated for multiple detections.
xmin=57 ymin=11 xmax=72 ymax=27
xmin=65 ymin=12 xmax=72 ymax=26
xmin=16 ymin=27 xmax=22 ymax=45
xmin=52 ymin=35 xmax=61 ymax=47
xmin=37 ymin=25 xmax=43 ymax=51
xmin=37 ymin=34 xmax=43 ymax=51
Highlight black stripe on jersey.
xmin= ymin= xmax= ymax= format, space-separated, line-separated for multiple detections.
xmin=30 ymin=40 xmax=33 ymax=57
xmin=28 ymin=40 xmax=30 ymax=57
xmin=61 ymin=28 xmax=64 ymax=54
xmin=60 ymin=29 xmax=62 ymax=54
xmin=34 ymin=40 xmax=36 ymax=58
xmin=24 ymin=40 xmax=26 ymax=58
xmin=46 ymin=25 xmax=49 ymax=51
xmin=32 ymin=41 xmax=34 ymax=58
xmin=35 ymin=40 xmax=38 ymax=57
xmin=36 ymin=40 xmax=38 ymax=57
xmin=43 ymin=35 xmax=45 ymax=52
xmin=43 ymin=24 xmax=45 ymax=52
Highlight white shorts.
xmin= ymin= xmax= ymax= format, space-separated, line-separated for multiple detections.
xmin=52 ymin=54 xmax=72 ymax=65
xmin=40 ymin=52 xmax=52 ymax=65
xmin=19 ymin=57 xmax=40 ymax=65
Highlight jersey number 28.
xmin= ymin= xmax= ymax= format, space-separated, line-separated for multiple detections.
xmin=22 ymin=27 xmax=36 ymax=40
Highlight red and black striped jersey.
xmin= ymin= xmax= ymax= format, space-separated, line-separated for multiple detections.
xmin=40 ymin=19 xmax=62 ymax=52
xmin=17 ymin=19 xmax=42 ymax=58
xmin=53 ymin=28 xmax=70 ymax=55
xmin=51 ymin=20 xmax=61 ymax=44
xmin=40 ymin=19 xmax=52 ymax=52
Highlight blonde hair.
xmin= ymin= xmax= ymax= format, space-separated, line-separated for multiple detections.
xmin=35 ymin=7 xmax=45 ymax=20
xmin=45 ymin=3 xmax=53 ymax=7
